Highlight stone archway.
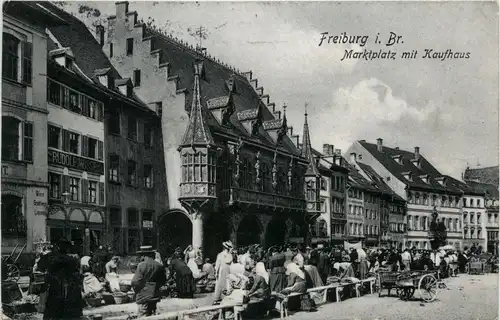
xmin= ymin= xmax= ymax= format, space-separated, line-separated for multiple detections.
xmin=204 ymin=212 xmax=230 ymax=260
xmin=266 ymin=216 xmax=287 ymax=248
xmin=237 ymin=214 xmax=261 ymax=247
xmin=158 ymin=210 xmax=192 ymax=257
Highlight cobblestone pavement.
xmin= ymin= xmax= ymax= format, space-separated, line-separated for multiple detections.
xmin=286 ymin=274 xmax=499 ymax=320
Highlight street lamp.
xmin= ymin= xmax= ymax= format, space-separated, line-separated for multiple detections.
xmin=62 ymin=191 xmax=70 ymax=205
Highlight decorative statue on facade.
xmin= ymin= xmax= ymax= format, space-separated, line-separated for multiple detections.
xmin=255 ymin=151 xmax=261 ymax=183
xmin=287 ymin=157 xmax=293 ymax=192
xmin=429 ymin=206 xmax=447 ymax=250
xmin=272 ymin=151 xmax=278 ymax=190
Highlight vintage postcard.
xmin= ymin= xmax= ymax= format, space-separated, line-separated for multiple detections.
xmin=1 ymin=1 xmax=498 ymax=319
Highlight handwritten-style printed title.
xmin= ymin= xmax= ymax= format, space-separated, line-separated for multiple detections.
xmin=318 ymin=32 xmax=471 ymax=62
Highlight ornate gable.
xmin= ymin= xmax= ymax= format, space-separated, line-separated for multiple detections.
xmin=237 ymin=103 xmax=262 ymax=136
xmin=263 ymin=105 xmax=288 ymax=145
xmin=207 ymin=74 xmax=236 ymax=127
xmin=180 ymin=60 xmax=215 ymax=148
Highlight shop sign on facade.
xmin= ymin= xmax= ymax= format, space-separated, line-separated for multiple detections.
xmin=34 ymin=188 xmax=47 ymax=216
xmin=48 ymin=149 xmax=104 ymax=175
xmin=143 ymin=220 xmax=153 ymax=229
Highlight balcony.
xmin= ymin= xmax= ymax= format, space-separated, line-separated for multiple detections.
xmin=220 ymin=188 xmax=306 ymax=212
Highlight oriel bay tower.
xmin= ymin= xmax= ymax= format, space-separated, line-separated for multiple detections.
xmin=102 ymin=2 xmax=309 ymax=258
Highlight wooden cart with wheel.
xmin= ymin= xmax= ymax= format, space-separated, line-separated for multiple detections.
xmin=1 ymin=244 xmax=26 ymax=282
xmin=393 ymin=270 xmax=442 ymax=303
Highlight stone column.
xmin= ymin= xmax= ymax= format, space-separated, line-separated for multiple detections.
xmin=191 ymin=210 xmax=204 ymax=251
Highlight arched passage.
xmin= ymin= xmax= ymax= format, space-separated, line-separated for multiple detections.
xmin=204 ymin=212 xmax=230 ymax=260
xmin=266 ymin=216 xmax=287 ymax=248
xmin=237 ymin=214 xmax=261 ymax=247
xmin=158 ymin=210 xmax=192 ymax=258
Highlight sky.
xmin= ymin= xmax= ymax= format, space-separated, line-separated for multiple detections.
xmin=66 ymin=1 xmax=499 ymax=180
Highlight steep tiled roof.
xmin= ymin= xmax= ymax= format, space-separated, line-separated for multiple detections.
xmin=464 ymin=181 xmax=499 ymax=200
xmin=464 ymin=166 xmax=499 ymax=187
xmin=347 ymin=162 xmax=379 ymax=193
xmin=443 ymin=175 xmax=484 ymax=196
xmin=359 ymin=141 xmax=462 ymax=194
xmin=142 ymin=27 xmax=300 ymax=156
xmin=357 ymin=162 xmax=405 ymax=202
xmin=39 ymin=2 xmax=149 ymax=111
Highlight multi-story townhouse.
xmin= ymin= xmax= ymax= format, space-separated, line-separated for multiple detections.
xmin=346 ymin=139 xmax=464 ymax=250
xmin=2 ymin=2 xmax=66 ymax=253
xmin=460 ymin=188 xmax=487 ymax=251
xmin=45 ymin=3 xmax=169 ymax=255
xmin=346 ymin=165 xmax=371 ymax=244
xmin=463 ymin=166 xmax=499 ymax=254
xmin=354 ymin=161 xmax=407 ymax=249
xmin=101 ymin=2 xmax=308 ymax=258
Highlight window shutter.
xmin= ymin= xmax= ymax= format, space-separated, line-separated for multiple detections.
xmin=82 ymin=179 xmax=89 ymax=203
xmin=62 ymin=174 xmax=70 ymax=193
xmin=81 ymin=96 xmax=88 ymax=117
xmin=98 ymin=140 xmax=103 ymax=161
xmin=23 ymin=122 xmax=33 ymax=161
xmin=97 ymin=102 xmax=104 ymax=122
xmin=81 ymin=136 xmax=88 ymax=157
xmin=21 ymin=41 xmax=32 ymax=85
xmin=98 ymin=182 xmax=105 ymax=205
xmin=62 ymin=129 xmax=69 ymax=152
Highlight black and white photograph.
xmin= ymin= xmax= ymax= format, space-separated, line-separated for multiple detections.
xmin=1 ymin=1 xmax=498 ymax=319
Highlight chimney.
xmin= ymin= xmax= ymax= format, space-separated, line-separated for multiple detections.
xmin=96 ymin=25 xmax=105 ymax=47
xmin=350 ymin=152 xmax=357 ymax=164
xmin=414 ymin=146 xmax=420 ymax=160
xmin=116 ymin=1 xmax=129 ymax=18
xmin=329 ymin=145 xmax=334 ymax=156
xmin=376 ymin=138 xmax=383 ymax=152
xmin=323 ymin=144 xmax=330 ymax=156
xmin=395 ymin=147 xmax=399 ymax=150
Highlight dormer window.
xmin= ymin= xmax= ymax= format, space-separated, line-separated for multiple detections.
xmin=435 ymin=176 xmax=447 ymax=186
xmin=116 ymin=78 xmax=133 ymax=97
xmin=392 ymin=155 xmax=403 ymax=165
xmin=402 ymin=171 xmax=413 ymax=181
xmin=411 ymin=158 xmax=421 ymax=169
xmin=419 ymin=174 xmax=430 ymax=183
xmin=98 ymin=75 xmax=108 ymax=87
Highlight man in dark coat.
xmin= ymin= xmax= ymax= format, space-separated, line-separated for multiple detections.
xmin=317 ymin=247 xmax=330 ymax=283
xmin=132 ymin=246 xmax=167 ymax=317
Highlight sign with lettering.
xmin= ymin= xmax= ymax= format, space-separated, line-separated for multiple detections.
xmin=34 ymin=188 xmax=48 ymax=216
xmin=142 ymin=220 xmax=153 ymax=229
xmin=48 ymin=149 xmax=104 ymax=175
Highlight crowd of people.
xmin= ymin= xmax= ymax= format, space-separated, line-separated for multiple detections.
xmin=25 ymin=238 xmax=498 ymax=319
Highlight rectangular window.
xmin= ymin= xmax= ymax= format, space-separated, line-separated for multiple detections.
xmin=68 ymin=132 xmax=80 ymax=154
xmin=127 ymin=160 xmax=137 ymax=186
xmin=127 ymin=209 xmax=138 ymax=227
xmin=109 ymin=43 xmax=113 ymax=58
xmin=156 ymin=102 xmax=163 ymax=117
xmin=128 ymin=116 xmax=137 ymax=140
xmin=69 ymin=89 xmax=80 ymax=113
xmin=48 ymin=80 xmax=61 ymax=106
xmin=3 ymin=33 xmax=19 ymax=81
xmin=48 ymin=125 xmax=60 ymax=149
xmin=70 ymin=177 xmax=80 ymax=201
xmin=108 ymin=108 xmax=121 ymax=135
xmin=320 ymin=178 xmax=327 ymax=191
xmin=144 ymin=125 xmax=153 ymax=147
xmin=144 ymin=165 xmax=153 ymax=188
xmin=126 ymin=38 xmax=134 ymax=55
xmin=88 ymin=137 xmax=97 ymax=159
xmin=23 ymin=122 xmax=33 ymax=161
xmin=89 ymin=100 xmax=97 ymax=119
xmin=49 ymin=172 xmax=61 ymax=199
xmin=88 ymin=181 xmax=97 ymax=204
xmin=22 ymin=41 xmax=32 ymax=85
xmin=133 ymin=69 xmax=141 ymax=87
xmin=109 ymin=155 xmax=120 ymax=182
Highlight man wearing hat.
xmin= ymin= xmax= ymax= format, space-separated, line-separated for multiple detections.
xmin=131 ymin=246 xmax=167 ymax=317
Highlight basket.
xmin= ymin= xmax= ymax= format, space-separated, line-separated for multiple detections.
xmin=119 ymin=283 xmax=132 ymax=292
xmin=112 ymin=292 xmax=129 ymax=304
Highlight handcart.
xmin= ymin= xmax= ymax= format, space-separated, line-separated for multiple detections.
xmin=378 ymin=270 xmax=442 ymax=302
xmin=1 ymin=244 xmax=26 ymax=282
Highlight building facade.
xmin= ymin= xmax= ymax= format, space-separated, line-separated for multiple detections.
xmin=102 ymin=2 xmax=308 ymax=258
xmin=2 ymin=2 xmax=66 ymax=253
xmin=463 ymin=166 xmax=499 ymax=254
xmin=346 ymin=166 xmax=368 ymax=244
xmin=346 ymin=139 xmax=464 ymax=250
xmin=461 ymin=192 xmax=487 ymax=250
xmin=45 ymin=2 xmax=169 ymax=255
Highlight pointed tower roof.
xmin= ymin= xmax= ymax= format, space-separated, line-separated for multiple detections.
xmin=180 ymin=60 xmax=215 ymax=148
xmin=301 ymin=105 xmax=320 ymax=176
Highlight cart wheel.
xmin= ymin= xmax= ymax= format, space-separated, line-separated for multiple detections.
xmin=418 ymin=274 xmax=438 ymax=303
xmin=6 ymin=264 xmax=20 ymax=282
xmin=397 ymin=287 xmax=415 ymax=301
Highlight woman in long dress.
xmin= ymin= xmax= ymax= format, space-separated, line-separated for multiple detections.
xmin=357 ymin=248 xmax=368 ymax=280
xmin=269 ymin=248 xmax=287 ymax=293
xmin=213 ymin=241 xmax=233 ymax=304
